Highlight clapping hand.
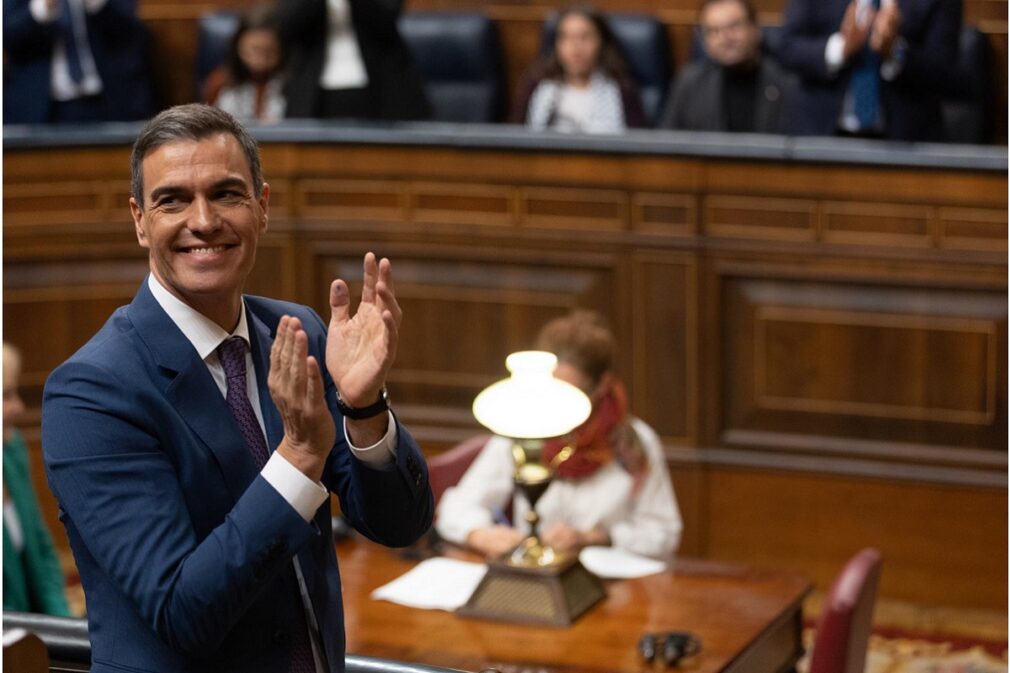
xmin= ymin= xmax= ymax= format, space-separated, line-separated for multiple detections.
xmin=269 ymin=315 xmax=336 ymax=482
xmin=325 ymin=252 xmax=402 ymax=445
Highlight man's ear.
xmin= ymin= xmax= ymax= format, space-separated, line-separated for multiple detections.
xmin=130 ymin=197 xmax=150 ymax=249
xmin=259 ymin=182 xmax=271 ymax=233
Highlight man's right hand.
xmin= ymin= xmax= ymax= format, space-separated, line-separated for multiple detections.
xmin=840 ymin=0 xmax=875 ymax=61
xmin=467 ymin=526 xmax=524 ymax=559
xmin=268 ymin=315 xmax=336 ymax=482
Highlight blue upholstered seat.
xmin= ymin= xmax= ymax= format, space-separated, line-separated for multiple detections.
xmin=398 ymin=12 xmax=504 ymax=123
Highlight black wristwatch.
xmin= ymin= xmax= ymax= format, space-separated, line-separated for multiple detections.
xmin=335 ymin=388 xmax=390 ymax=420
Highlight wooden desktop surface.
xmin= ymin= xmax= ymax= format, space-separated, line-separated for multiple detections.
xmin=337 ymin=538 xmax=811 ymax=673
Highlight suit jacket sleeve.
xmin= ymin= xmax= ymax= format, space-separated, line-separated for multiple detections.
xmin=778 ymin=0 xmax=836 ymax=81
xmin=659 ymin=73 xmax=689 ymax=129
xmin=297 ymin=308 xmax=434 ymax=547
xmin=2 ymin=0 xmax=56 ymax=55
xmin=892 ymin=0 xmax=961 ymax=96
xmin=43 ymin=359 xmax=318 ymax=656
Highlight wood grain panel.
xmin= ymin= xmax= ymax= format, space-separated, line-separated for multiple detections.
xmin=632 ymin=253 xmax=697 ymax=442
xmin=756 ymin=307 xmax=996 ymax=425
xmin=702 ymin=467 xmax=1008 ymax=609
xmin=705 ymin=195 xmax=817 ymax=241
xmin=3 ymin=182 xmax=107 ymax=227
xmin=520 ymin=186 xmax=628 ymax=231
xmin=938 ymin=206 xmax=1008 ymax=251
xmin=411 ymin=182 xmax=515 ymax=227
xmin=821 ymin=201 xmax=932 ymax=247
xmin=721 ymin=276 xmax=1007 ymax=452
xmin=296 ymin=179 xmax=406 ymax=222
xmin=631 ymin=192 xmax=697 ymax=236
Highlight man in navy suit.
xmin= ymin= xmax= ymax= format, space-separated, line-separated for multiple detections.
xmin=41 ymin=104 xmax=433 ymax=672
xmin=3 ymin=0 xmax=153 ymax=124
xmin=778 ymin=0 xmax=961 ymax=141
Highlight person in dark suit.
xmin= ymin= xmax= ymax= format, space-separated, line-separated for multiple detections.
xmin=777 ymin=0 xmax=961 ymax=141
xmin=659 ymin=0 xmax=794 ymax=133
xmin=275 ymin=0 xmax=430 ymax=120
xmin=3 ymin=342 xmax=72 ymax=617
xmin=41 ymin=104 xmax=433 ymax=673
xmin=2 ymin=0 xmax=154 ymax=124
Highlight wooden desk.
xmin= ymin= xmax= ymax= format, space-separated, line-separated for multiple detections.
xmin=337 ymin=539 xmax=811 ymax=673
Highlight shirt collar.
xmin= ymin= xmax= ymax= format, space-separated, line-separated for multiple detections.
xmin=147 ymin=274 xmax=251 ymax=360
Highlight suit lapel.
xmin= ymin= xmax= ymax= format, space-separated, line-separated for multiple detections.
xmin=128 ymin=279 xmax=259 ymax=501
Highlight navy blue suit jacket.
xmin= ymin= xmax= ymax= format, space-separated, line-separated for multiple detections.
xmin=2 ymin=0 xmax=154 ymax=124
xmin=41 ymin=280 xmax=433 ymax=673
xmin=778 ymin=0 xmax=961 ymax=141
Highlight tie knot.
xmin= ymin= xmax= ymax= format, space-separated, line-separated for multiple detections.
xmin=217 ymin=337 xmax=248 ymax=380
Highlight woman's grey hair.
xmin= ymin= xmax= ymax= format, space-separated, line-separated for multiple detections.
xmin=130 ymin=104 xmax=263 ymax=207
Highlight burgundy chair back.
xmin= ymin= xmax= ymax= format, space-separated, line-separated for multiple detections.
xmin=428 ymin=434 xmax=490 ymax=506
xmin=808 ymin=548 xmax=883 ymax=673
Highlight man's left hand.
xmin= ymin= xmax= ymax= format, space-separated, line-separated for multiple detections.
xmin=325 ymin=252 xmax=402 ymax=444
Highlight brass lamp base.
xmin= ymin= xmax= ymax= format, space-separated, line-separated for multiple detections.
xmin=458 ymin=551 xmax=605 ymax=627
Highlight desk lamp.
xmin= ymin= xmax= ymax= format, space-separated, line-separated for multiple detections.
xmin=459 ymin=351 xmax=606 ymax=626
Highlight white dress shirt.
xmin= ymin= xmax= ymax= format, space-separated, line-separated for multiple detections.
xmin=319 ymin=0 xmax=369 ymax=90
xmin=148 ymin=274 xmax=396 ymax=672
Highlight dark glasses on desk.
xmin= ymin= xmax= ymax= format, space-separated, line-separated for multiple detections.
xmin=638 ymin=631 xmax=702 ymax=666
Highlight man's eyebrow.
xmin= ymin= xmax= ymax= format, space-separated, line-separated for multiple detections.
xmin=148 ymin=185 xmax=188 ymax=204
xmin=209 ymin=177 xmax=251 ymax=193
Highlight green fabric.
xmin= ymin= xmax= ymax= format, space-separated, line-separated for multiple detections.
xmin=3 ymin=430 xmax=71 ymax=616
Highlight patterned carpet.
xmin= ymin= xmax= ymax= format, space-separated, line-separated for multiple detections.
xmin=800 ymin=594 xmax=1008 ymax=673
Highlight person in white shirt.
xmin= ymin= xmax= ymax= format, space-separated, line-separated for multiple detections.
xmin=3 ymin=0 xmax=154 ymax=124
xmin=511 ymin=6 xmax=647 ymax=133
xmin=276 ymin=0 xmax=430 ymax=120
xmin=437 ymin=310 xmax=682 ymax=561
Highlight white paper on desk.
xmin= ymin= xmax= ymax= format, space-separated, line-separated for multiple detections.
xmin=579 ymin=546 xmax=667 ymax=579
xmin=370 ymin=557 xmax=488 ymax=611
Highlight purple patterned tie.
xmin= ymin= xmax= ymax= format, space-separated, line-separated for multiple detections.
xmin=216 ymin=336 xmax=319 ymax=673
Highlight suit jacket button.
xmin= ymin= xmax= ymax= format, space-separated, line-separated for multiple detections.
xmin=273 ymin=629 xmax=288 ymax=645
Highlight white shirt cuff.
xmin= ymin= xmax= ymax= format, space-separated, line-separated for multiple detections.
xmin=825 ymin=32 xmax=846 ymax=75
xmin=343 ymin=411 xmax=397 ymax=466
xmin=30 ymin=0 xmax=58 ymax=23
xmin=82 ymin=0 xmax=109 ymax=13
xmin=261 ymin=451 xmax=329 ymax=522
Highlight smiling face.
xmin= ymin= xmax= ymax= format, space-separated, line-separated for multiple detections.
xmin=130 ymin=133 xmax=269 ymax=330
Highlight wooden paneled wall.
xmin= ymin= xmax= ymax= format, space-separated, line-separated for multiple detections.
xmin=4 ymin=141 xmax=1006 ymax=611
xmin=137 ymin=0 xmax=1008 ymax=141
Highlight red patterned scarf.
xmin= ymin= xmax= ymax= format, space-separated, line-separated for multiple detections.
xmin=542 ymin=379 xmax=646 ymax=481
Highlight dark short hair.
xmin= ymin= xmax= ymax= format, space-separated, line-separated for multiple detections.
xmin=536 ymin=309 xmax=615 ymax=386
xmin=131 ymin=103 xmax=263 ymax=207
xmin=699 ymin=0 xmax=757 ymax=24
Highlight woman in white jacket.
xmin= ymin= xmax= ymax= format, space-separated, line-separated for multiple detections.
xmin=436 ymin=310 xmax=682 ymax=561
